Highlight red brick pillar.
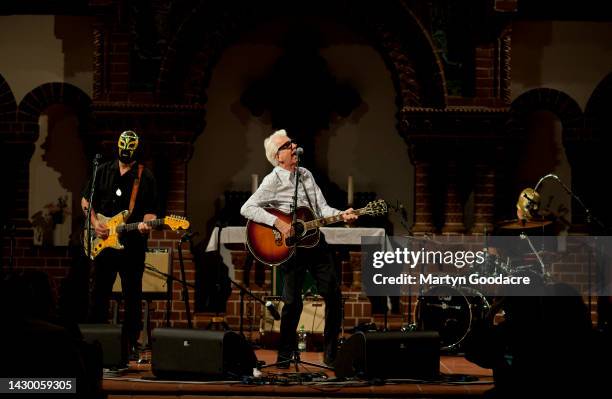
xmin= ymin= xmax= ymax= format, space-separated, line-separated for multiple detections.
xmin=442 ymin=160 xmax=466 ymax=233
xmin=471 ymin=162 xmax=496 ymax=234
xmin=413 ymin=160 xmax=435 ymax=233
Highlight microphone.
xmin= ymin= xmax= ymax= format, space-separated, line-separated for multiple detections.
xmin=296 ymin=147 xmax=304 ymax=156
xmin=180 ymin=231 xmax=198 ymax=242
xmin=265 ymin=301 xmax=281 ymax=320
xmin=93 ymin=153 xmax=102 ymax=165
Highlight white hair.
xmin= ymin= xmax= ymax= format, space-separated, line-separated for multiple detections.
xmin=264 ymin=129 xmax=288 ymax=166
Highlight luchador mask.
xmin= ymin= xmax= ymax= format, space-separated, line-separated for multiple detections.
xmin=117 ymin=130 xmax=139 ymax=163
xmin=516 ymin=187 xmax=541 ymax=220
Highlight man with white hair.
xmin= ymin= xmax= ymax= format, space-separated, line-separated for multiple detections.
xmin=241 ymin=129 xmax=357 ymax=368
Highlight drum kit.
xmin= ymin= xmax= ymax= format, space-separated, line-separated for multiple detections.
xmin=415 ymin=217 xmax=555 ymax=351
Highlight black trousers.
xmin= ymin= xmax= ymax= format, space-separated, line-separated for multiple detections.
xmin=88 ymin=247 xmax=145 ymax=349
xmin=278 ymin=239 xmax=341 ymax=360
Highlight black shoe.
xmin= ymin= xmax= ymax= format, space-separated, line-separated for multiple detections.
xmin=276 ymin=353 xmax=292 ymax=369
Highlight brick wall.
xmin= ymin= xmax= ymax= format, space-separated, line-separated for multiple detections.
xmin=2 ymin=0 xmax=606 ymax=339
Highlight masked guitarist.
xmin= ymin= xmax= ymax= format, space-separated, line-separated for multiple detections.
xmin=241 ymin=129 xmax=357 ymax=368
xmin=80 ymin=130 xmax=158 ymax=361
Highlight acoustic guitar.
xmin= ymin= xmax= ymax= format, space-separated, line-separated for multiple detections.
xmin=83 ymin=210 xmax=189 ymax=260
xmin=246 ymin=199 xmax=387 ymax=266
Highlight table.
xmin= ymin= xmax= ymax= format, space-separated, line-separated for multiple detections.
xmin=205 ymin=226 xmax=386 ymax=279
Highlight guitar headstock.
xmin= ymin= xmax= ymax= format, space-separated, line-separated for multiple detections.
xmin=164 ymin=215 xmax=190 ymax=231
xmin=364 ymin=199 xmax=388 ymax=216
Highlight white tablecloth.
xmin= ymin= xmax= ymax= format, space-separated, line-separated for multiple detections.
xmin=205 ymin=226 xmax=386 ymax=279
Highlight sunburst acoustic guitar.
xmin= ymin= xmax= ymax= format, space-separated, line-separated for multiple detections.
xmin=246 ymin=199 xmax=388 ymax=266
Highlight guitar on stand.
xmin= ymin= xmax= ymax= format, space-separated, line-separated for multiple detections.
xmin=246 ymin=199 xmax=388 ymax=266
xmin=83 ymin=211 xmax=190 ymax=260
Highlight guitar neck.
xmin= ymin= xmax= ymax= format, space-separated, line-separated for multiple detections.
xmin=303 ymin=207 xmax=369 ymax=230
xmin=117 ymin=218 xmax=164 ymax=233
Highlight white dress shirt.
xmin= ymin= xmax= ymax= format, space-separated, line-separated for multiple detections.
xmin=240 ymin=166 xmax=341 ymax=226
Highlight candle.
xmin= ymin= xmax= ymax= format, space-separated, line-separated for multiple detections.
xmin=347 ymin=175 xmax=354 ymax=206
xmin=251 ymin=174 xmax=259 ymax=193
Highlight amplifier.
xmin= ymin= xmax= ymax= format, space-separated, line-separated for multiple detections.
xmin=259 ymin=295 xmax=325 ymax=334
xmin=113 ymin=248 xmax=171 ymax=294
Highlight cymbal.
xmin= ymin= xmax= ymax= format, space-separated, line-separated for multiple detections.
xmin=497 ymin=218 xmax=552 ymax=230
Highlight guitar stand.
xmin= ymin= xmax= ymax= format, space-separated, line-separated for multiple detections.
xmin=258 ymin=350 xmax=333 ymax=372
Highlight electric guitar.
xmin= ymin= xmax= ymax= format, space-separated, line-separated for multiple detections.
xmin=246 ymin=199 xmax=388 ymax=266
xmin=83 ymin=210 xmax=190 ymax=260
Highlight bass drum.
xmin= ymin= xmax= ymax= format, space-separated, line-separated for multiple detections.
xmin=416 ymin=286 xmax=490 ymax=350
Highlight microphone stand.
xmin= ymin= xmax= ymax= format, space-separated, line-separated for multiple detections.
xmin=519 ymin=232 xmax=546 ymax=276
xmin=177 ymin=234 xmax=194 ymax=328
xmin=536 ymin=174 xmax=606 ymax=231
xmin=228 ymin=278 xmax=275 ymax=336
xmin=86 ymin=154 xmax=101 ymax=260
xmin=142 ymin=261 xmax=196 ymax=328
xmin=157 ymin=255 xmax=275 ymax=335
xmin=534 ymin=174 xmax=609 ymax=318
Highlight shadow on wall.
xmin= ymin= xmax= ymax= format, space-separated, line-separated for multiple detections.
xmin=31 ymin=104 xmax=88 ymax=245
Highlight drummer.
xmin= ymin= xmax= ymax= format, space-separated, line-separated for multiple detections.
xmin=491 ymin=188 xmax=559 ymax=265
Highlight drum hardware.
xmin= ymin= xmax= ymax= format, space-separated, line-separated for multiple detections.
xmin=423 ymin=302 xmax=462 ymax=311
xmin=475 ymin=253 xmax=513 ymax=276
xmin=519 ymin=232 xmax=546 ymax=275
xmin=416 ymin=286 xmax=490 ymax=351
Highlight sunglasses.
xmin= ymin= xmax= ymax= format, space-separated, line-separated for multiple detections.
xmin=276 ymin=140 xmax=295 ymax=153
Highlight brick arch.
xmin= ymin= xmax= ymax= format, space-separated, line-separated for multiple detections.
xmin=156 ymin=1 xmax=445 ymax=118
xmin=509 ymin=88 xmax=584 ymax=141
xmin=0 ymin=73 xmax=17 ymax=123
xmin=509 ymin=88 xmax=599 ymax=229
xmin=17 ymin=82 xmax=92 ymax=143
xmin=585 ymin=71 xmax=612 ymax=141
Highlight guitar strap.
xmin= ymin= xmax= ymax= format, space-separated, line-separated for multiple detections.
xmin=126 ymin=164 xmax=144 ymax=219
xmin=300 ymin=175 xmax=321 ymax=218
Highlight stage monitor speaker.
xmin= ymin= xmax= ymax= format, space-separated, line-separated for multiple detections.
xmin=112 ymin=248 xmax=171 ymax=294
xmin=335 ymin=331 xmax=440 ymax=380
xmin=151 ymin=328 xmax=257 ymax=380
xmin=78 ymin=324 xmax=126 ymax=368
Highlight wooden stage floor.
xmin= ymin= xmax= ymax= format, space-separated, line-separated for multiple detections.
xmin=103 ymin=349 xmax=494 ymax=398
